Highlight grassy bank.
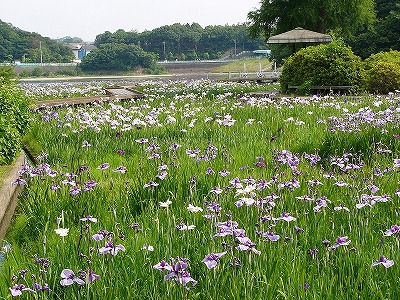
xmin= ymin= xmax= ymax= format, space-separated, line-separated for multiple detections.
xmin=211 ymin=58 xmax=273 ymax=73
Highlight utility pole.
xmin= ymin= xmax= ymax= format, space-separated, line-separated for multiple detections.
xmin=163 ymin=41 xmax=166 ymax=61
xmin=39 ymin=41 xmax=43 ymax=64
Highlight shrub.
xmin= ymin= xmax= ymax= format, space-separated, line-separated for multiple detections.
xmin=280 ymin=40 xmax=365 ymax=94
xmin=364 ymin=50 xmax=400 ymax=70
xmin=0 ymin=66 xmax=16 ymax=83
xmin=364 ymin=50 xmax=400 ymax=94
xmin=0 ymin=116 xmax=21 ymax=164
xmin=0 ymin=81 xmax=33 ymax=164
xmin=30 ymin=67 xmax=43 ymax=77
xmin=366 ymin=61 xmax=400 ymax=94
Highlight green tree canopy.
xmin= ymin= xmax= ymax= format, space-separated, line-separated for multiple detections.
xmin=94 ymin=23 xmax=266 ymax=61
xmin=80 ymin=43 xmax=156 ymax=71
xmin=248 ymin=0 xmax=376 ymax=40
xmin=349 ymin=0 xmax=400 ymax=58
xmin=0 ymin=20 xmax=74 ymax=63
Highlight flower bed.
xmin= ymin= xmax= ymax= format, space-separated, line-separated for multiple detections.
xmin=1 ymin=80 xmax=399 ymax=299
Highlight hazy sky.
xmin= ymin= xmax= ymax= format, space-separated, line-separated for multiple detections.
xmin=2 ymin=0 xmax=261 ymax=41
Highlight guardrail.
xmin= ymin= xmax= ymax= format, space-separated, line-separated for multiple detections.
xmin=207 ymin=72 xmax=280 ymax=82
xmin=0 ymin=62 xmax=78 ymax=67
xmin=157 ymin=59 xmax=236 ymax=64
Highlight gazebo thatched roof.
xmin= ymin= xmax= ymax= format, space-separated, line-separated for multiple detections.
xmin=267 ymin=27 xmax=332 ymax=44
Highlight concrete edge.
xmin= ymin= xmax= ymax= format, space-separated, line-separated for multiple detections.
xmin=0 ymin=152 xmax=26 ymax=241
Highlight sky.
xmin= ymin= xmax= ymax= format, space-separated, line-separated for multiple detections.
xmin=1 ymin=0 xmax=261 ymax=42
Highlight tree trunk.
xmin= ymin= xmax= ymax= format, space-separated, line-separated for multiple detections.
xmin=317 ymin=7 xmax=326 ymax=33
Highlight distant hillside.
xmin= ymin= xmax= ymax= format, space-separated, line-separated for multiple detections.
xmin=94 ymin=23 xmax=267 ymax=61
xmin=0 ymin=20 xmax=74 ymax=63
xmin=56 ymin=36 xmax=84 ymax=43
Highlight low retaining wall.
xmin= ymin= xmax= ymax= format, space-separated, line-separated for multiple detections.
xmin=0 ymin=152 xmax=26 ymax=241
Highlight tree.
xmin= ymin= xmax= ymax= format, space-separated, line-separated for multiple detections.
xmin=349 ymin=0 xmax=400 ymax=58
xmin=80 ymin=43 xmax=156 ymax=71
xmin=93 ymin=23 xmax=266 ymax=61
xmin=248 ymin=0 xmax=376 ymax=40
xmin=0 ymin=20 xmax=74 ymax=62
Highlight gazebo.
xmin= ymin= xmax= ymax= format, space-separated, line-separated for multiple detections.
xmin=267 ymin=27 xmax=332 ymax=53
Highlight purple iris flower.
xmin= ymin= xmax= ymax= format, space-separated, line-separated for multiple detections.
xmin=170 ymin=142 xmax=181 ymax=150
xmin=205 ymin=167 xmax=215 ymax=175
xmin=112 ymin=166 xmax=127 ymax=173
xmin=97 ymin=163 xmax=110 ymax=170
xmin=178 ymin=272 xmax=198 ymax=286
xmin=218 ymin=169 xmax=231 ymax=177
xmin=308 ymin=248 xmax=319 ymax=258
xmin=236 ymin=236 xmax=261 ymax=255
xmin=135 ymin=138 xmax=148 ymax=144
xmin=86 ymin=270 xmax=100 ymax=283
xmin=153 ymin=260 xmax=173 ymax=271
xmin=294 ymin=226 xmax=304 ymax=233
xmin=384 ymin=225 xmax=400 ymax=237
xmin=156 ymin=171 xmax=168 ymax=180
xmin=371 ymin=256 xmax=394 ymax=268
xmin=327 ymin=236 xmax=351 ymax=251
xmin=254 ymin=160 xmax=267 ymax=168
xmin=11 ymin=177 xmax=27 ymax=186
xmin=209 ymin=186 xmax=223 ymax=194
xmin=81 ymin=140 xmax=91 ymax=148
xmin=70 ymin=186 xmax=81 ymax=196
xmin=163 ymin=259 xmax=197 ymax=286
xmin=322 ymin=239 xmax=330 ymax=246
xmin=202 ymin=252 xmax=227 ymax=269
xmin=92 ymin=229 xmax=108 ymax=241
xmin=9 ymin=284 xmax=36 ymax=297
xmin=143 ymin=181 xmax=159 ymax=188
xmin=60 ymin=269 xmax=85 ymax=286
xmin=334 ymin=204 xmax=350 ymax=212
xmin=393 ymin=159 xmax=400 ymax=168
xmin=32 ymin=282 xmax=50 ymax=291
xmin=99 ymin=242 xmax=125 ymax=256
xmin=80 ymin=215 xmax=97 ymax=223
xmin=84 ymin=181 xmax=98 ymax=191
xmin=117 ymin=149 xmax=125 ymax=155
xmin=261 ymin=231 xmax=280 ymax=242
xmin=278 ymin=212 xmax=296 ymax=222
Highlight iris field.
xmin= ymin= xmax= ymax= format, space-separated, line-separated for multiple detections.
xmin=1 ymin=80 xmax=399 ymax=299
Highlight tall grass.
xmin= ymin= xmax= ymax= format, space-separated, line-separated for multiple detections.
xmin=0 ymin=80 xmax=399 ymax=299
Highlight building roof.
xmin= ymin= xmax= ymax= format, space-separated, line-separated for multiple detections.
xmin=267 ymin=27 xmax=332 ymax=44
xmin=66 ymin=43 xmax=83 ymax=50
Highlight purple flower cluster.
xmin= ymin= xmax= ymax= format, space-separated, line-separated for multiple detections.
xmin=153 ymin=257 xmax=197 ymax=286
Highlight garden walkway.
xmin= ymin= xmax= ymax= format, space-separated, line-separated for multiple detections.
xmin=0 ymin=153 xmax=26 ymax=240
xmin=35 ymin=86 xmax=145 ymax=109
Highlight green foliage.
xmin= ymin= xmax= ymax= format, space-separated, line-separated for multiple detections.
xmin=0 ymin=66 xmax=16 ymax=83
xmin=0 ymin=115 xmax=21 ymax=164
xmin=0 ymin=81 xmax=33 ymax=164
xmin=94 ymin=23 xmax=266 ymax=61
xmin=364 ymin=50 xmax=400 ymax=94
xmin=366 ymin=61 xmax=400 ymax=94
xmin=350 ymin=0 xmax=400 ymax=59
xmin=364 ymin=50 xmax=400 ymax=70
xmin=248 ymin=0 xmax=376 ymax=40
xmin=2 ymin=82 xmax=399 ymax=299
xmin=30 ymin=67 xmax=44 ymax=77
xmin=280 ymin=40 xmax=365 ymax=93
xmin=21 ymin=131 xmax=42 ymax=164
xmin=0 ymin=19 xmax=74 ymax=63
xmin=80 ymin=43 xmax=157 ymax=72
